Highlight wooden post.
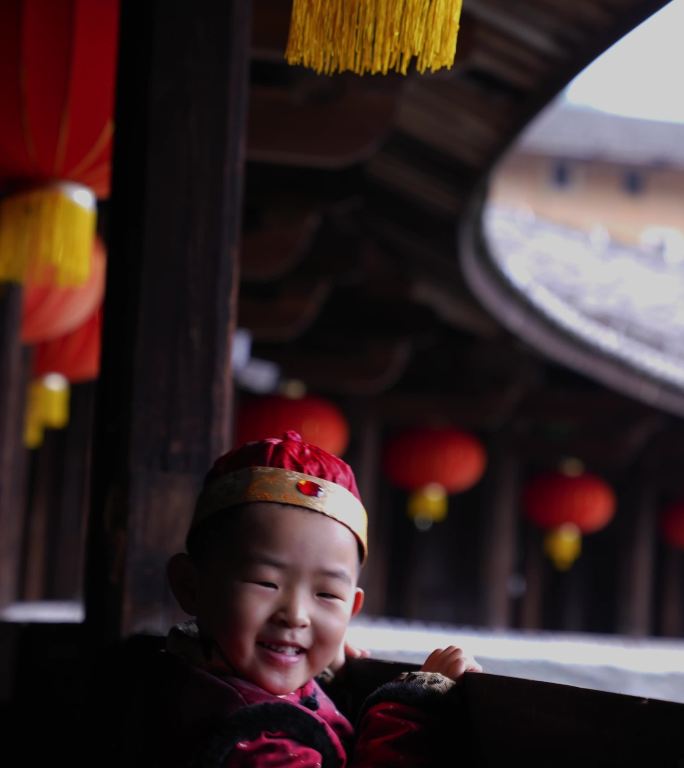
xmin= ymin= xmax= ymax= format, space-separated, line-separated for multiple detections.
xmin=0 ymin=286 xmax=28 ymax=608
xmin=479 ymin=442 xmax=519 ymax=628
xmin=49 ymin=383 xmax=96 ymax=599
xmin=520 ymin=526 xmax=544 ymax=629
xmin=86 ymin=0 xmax=250 ymax=642
xmin=660 ymin=548 xmax=683 ymax=637
xmin=353 ymin=400 xmax=389 ymax=616
xmin=617 ymin=478 xmax=656 ymax=636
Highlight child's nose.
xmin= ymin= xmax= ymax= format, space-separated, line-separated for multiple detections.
xmin=274 ymin=590 xmax=311 ymax=628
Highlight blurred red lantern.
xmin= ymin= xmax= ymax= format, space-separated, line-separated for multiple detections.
xmin=0 ymin=0 xmax=118 ymax=196
xmin=34 ymin=307 xmax=102 ymax=383
xmin=522 ymin=471 xmax=616 ymax=533
xmin=382 ymin=427 xmax=487 ymax=527
xmin=21 ymin=236 xmax=106 ymax=343
xmin=0 ymin=0 xmax=119 ymax=285
xmin=383 ymin=427 xmax=486 ymax=493
xmin=522 ymin=471 xmax=616 ymax=570
xmin=660 ymin=502 xmax=684 ymax=550
xmin=236 ymin=395 xmax=350 ymax=456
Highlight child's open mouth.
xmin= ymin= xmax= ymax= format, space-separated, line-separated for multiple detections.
xmin=258 ymin=642 xmax=304 ymax=656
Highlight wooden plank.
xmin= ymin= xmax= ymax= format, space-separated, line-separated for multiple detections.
xmin=85 ymin=0 xmax=250 ymax=641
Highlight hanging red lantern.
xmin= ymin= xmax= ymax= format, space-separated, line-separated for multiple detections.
xmin=660 ymin=502 xmax=684 ymax=550
xmin=236 ymin=395 xmax=350 ymax=456
xmin=522 ymin=471 xmax=616 ymax=570
xmin=522 ymin=472 xmax=616 ymax=533
xmin=383 ymin=427 xmax=486 ymax=493
xmin=0 ymin=0 xmax=119 ymax=285
xmin=21 ymin=235 xmax=106 ymax=343
xmin=33 ymin=307 xmax=102 ymax=383
xmin=382 ymin=427 xmax=487 ymax=527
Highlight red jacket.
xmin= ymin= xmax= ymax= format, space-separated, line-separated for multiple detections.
xmin=135 ymin=644 xmax=454 ymax=767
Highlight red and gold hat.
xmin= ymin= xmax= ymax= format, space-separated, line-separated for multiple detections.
xmin=191 ymin=430 xmax=368 ymax=560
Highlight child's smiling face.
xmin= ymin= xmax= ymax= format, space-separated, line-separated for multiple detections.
xmin=187 ymin=502 xmax=364 ymax=695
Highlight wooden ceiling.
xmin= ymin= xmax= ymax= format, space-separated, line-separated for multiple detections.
xmin=237 ymin=0 xmax=676 ymax=472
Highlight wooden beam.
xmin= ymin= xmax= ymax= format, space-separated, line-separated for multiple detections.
xmin=241 ymin=211 xmax=320 ymax=282
xmin=250 ymin=0 xmax=291 ymax=60
xmin=239 ymin=277 xmax=331 ymax=342
xmin=248 ymin=85 xmax=397 ymax=168
xmin=86 ymin=0 xmax=250 ymax=641
xmin=265 ymin=338 xmax=413 ymax=397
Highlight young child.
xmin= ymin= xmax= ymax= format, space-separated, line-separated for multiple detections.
xmin=159 ymin=430 xmax=481 ymax=766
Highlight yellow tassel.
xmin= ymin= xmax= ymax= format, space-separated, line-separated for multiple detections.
xmin=543 ymin=524 xmax=582 ymax=571
xmin=37 ymin=374 xmax=71 ymax=429
xmin=0 ymin=182 xmax=96 ymax=286
xmin=23 ymin=375 xmax=71 ymax=449
xmin=286 ymin=0 xmax=463 ymax=76
xmin=24 ymin=381 xmax=45 ymax=449
xmin=407 ymin=482 xmax=448 ymax=528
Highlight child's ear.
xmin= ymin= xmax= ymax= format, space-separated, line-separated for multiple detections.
xmin=351 ymin=588 xmax=364 ymax=617
xmin=167 ymin=553 xmax=200 ymax=615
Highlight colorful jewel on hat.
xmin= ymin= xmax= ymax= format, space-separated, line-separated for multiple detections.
xmin=296 ymin=479 xmax=325 ymax=498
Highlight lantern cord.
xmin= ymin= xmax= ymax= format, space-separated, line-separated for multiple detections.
xmin=285 ymin=0 xmax=463 ymax=76
xmin=0 ymin=183 xmax=96 ymax=286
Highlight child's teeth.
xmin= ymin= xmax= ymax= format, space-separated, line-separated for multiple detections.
xmin=263 ymin=643 xmax=300 ymax=655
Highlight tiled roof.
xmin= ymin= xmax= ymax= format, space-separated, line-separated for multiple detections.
xmin=517 ymin=102 xmax=684 ymax=167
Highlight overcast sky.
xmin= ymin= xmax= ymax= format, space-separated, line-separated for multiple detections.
xmin=565 ymin=0 xmax=684 ymax=123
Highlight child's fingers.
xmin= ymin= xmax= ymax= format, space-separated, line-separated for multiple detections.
xmin=421 ymin=645 xmax=482 ymax=679
xmin=420 ymin=647 xmax=446 ymax=672
xmin=344 ymin=642 xmax=370 ymax=659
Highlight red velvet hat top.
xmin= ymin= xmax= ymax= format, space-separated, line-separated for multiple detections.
xmin=192 ymin=431 xmax=367 ymax=559
xmin=204 ymin=430 xmax=361 ymax=499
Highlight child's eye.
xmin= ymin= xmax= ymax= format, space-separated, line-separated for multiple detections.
xmin=317 ymin=592 xmax=342 ymax=601
xmin=244 ymin=579 xmax=277 ymax=589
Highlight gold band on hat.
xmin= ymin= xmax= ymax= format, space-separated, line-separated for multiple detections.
xmin=192 ymin=466 xmax=368 ymax=560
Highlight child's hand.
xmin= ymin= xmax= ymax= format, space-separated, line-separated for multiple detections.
xmin=329 ymin=640 xmax=371 ymax=673
xmin=420 ymin=645 xmax=483 ymax=681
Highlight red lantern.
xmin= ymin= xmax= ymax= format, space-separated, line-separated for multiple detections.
xmin=0 ymin=1 xmax=119 ymax=285
xmin=382 ymin=427 xmax=486 ymax=493
xmin=382 ymin=427 xmax=486 ymax=527
xmin=0 ymin=0 xmax=119 ymax=196
xmin=236 ymin=395 xmax=350 ymax=456
xmin=661 ymin=502 xmax=684 ymax=550
xmin=21 ymin=236 xmax=106 ymax=343
xmin=33 ymin=307 xmax=102 ymax=383
xmin=522 ymin=471 xmax=616 ymax=534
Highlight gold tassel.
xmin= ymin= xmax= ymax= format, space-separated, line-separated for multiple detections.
xmin=407 ymin=483 xmax=448 ymax=530
xmin=0 ymin=182 xmax=96 ymax=286
xmin=286 ymin=0 xmax=462 ymax=76
xmin=23 ymin=375 xmax=71 ymax=449
xmin=543 ymin=524 xmax=582 ymax=571
xmin=24 ymin=382 xmax=45 ymax=449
